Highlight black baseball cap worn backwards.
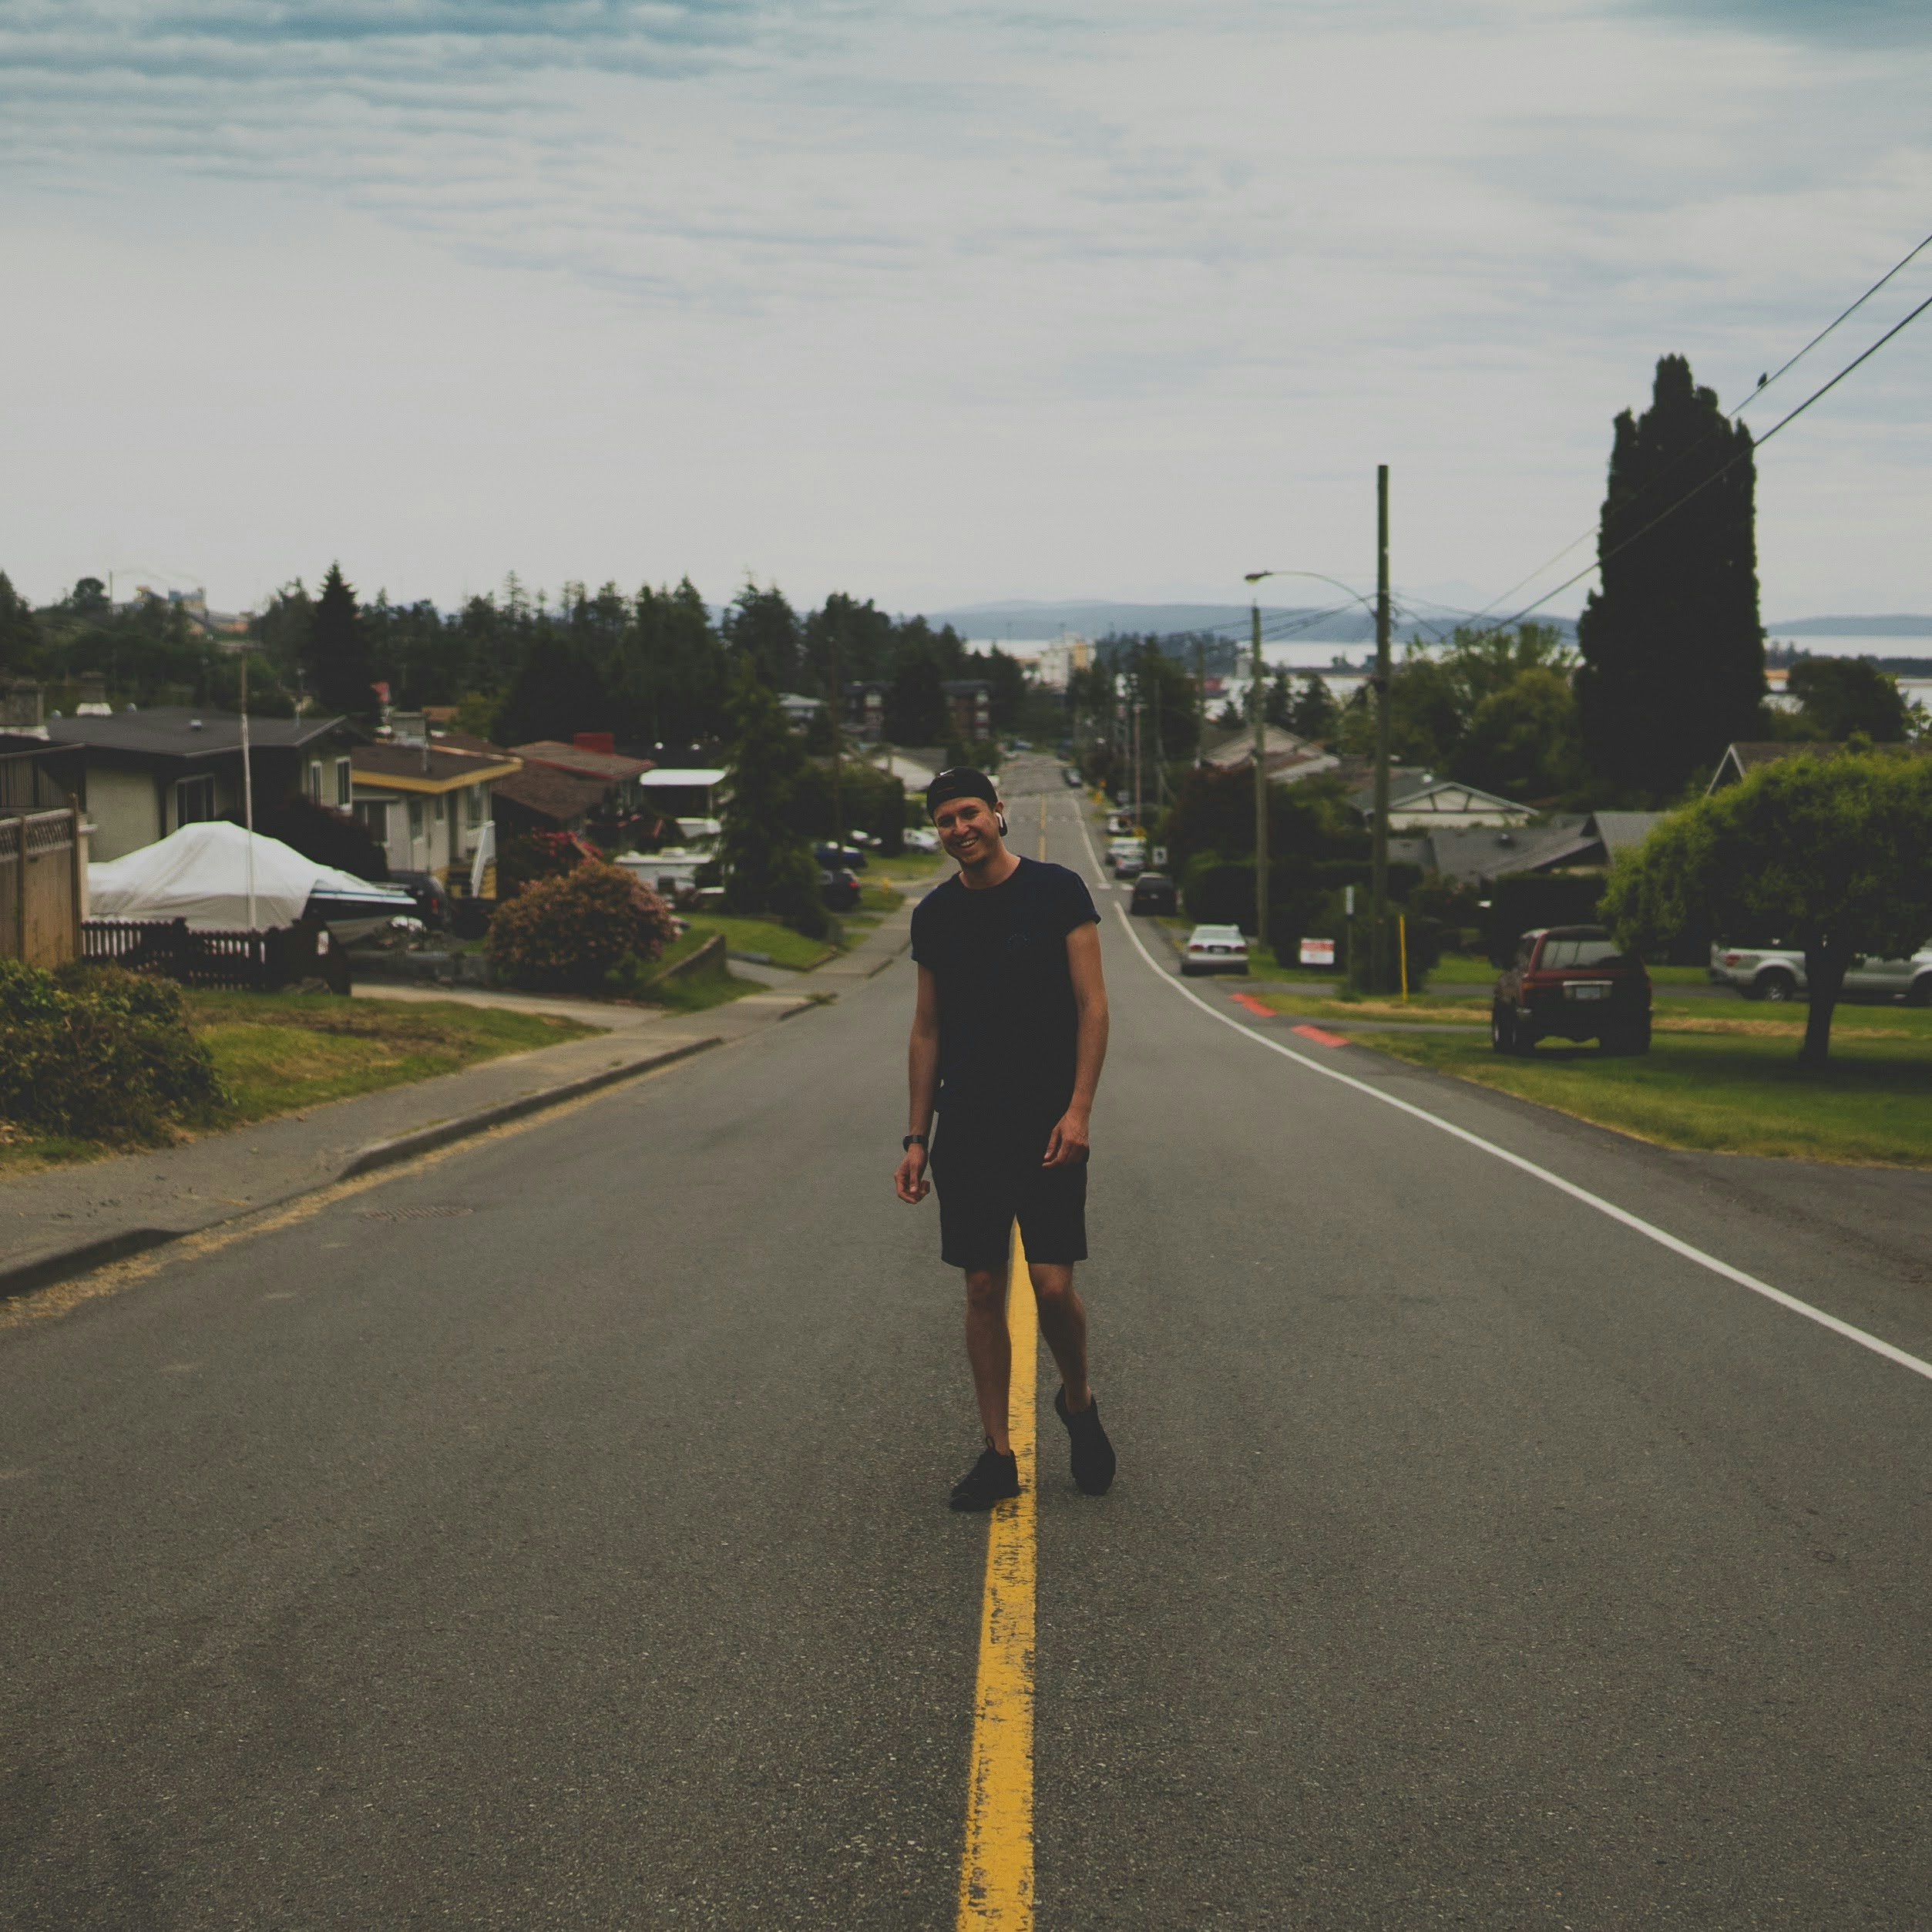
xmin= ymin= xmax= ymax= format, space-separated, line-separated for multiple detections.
xmin=926 ymin=767 xmax=999 ymax=816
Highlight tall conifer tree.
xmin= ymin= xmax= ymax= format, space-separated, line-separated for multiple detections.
xmin=308 ymin=562 xmax=377 ymax=719
xmin=1575 ymin=356 xmax=1766 ymax=801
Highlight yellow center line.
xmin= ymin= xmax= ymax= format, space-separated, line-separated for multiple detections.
xmin=956 ymin=1225 xmax=1038 ymax=1929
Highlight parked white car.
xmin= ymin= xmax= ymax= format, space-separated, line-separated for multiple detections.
xmin=1106 ymin=837 xmax=1148 ymax=879
xmin=903 ymin=827 xmax=942 ymax=853
xmin=1709 ymin=940 xmax=1932 ymax=1004
xmin=1181 ymin=923 xmax=1250 ymax=976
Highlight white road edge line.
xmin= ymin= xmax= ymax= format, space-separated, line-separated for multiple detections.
xmin=1063 ymin=796 xmax=1932 ymax=1389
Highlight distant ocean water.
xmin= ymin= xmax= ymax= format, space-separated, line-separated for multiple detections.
xmin=974 ymin=630 xmax=1932 ymax=676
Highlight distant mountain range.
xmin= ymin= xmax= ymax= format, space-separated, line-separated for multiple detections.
xmin=925 ymin=600 xmax=1932 ymax=647
xmin=1764 ymin=615 xmax=1932 ymax=637
xmin=922 ymin=600 xmax=1574 ymax=645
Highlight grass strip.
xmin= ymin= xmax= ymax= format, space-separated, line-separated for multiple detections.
xmin=183 ymin=990 xmax=603 ymax=1121
xmin=685 ymin=915 xmax=840 ymax=971
xmin=1351 ymin=1021 xmax=1932 ymax=1168
xmin=0 ymin=992 xmax=604 ymax=1178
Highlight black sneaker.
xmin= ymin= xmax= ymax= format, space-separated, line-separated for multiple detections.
xmin=1055 ymin=1387 xmax=1117 ymax=1496
xmin=949 ymin=1441 xmax=1021 ymax=1511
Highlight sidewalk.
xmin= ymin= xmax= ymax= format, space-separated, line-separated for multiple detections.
xmin=0 ymin=909 xmax=917 ymax=1299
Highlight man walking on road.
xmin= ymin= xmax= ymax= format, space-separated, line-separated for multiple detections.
xmin=894 ymin=768 xmax=1117 ymax=1509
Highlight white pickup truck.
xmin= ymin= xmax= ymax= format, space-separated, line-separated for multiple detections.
xmin=1708 ymin=941 xmax=1932 ymax=1005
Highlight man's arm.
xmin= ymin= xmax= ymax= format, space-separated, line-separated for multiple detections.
xmin=895 ymin=963 xmax=942 ymax=1204
xmin=1043 ymin=921 xmax=1108 ymax=1168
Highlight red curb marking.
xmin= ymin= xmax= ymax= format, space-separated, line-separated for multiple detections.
xmin=1228 ymin=991 xmax=1273 ymax=1016
xmin=1291 ymin=1023 xmax=1352 ymax=1048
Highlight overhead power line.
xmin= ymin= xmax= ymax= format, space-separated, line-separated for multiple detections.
xmin=1489 ymin=281 xmax=1932 ymax=633
xmin=1414 ymin=225 xmax=1932 ymax=645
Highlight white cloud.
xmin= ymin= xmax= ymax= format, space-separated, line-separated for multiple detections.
xmin=2 ymin=0 xmax=1930 ymax=620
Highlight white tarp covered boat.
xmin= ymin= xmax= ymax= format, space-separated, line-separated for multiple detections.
xmin=88 ymin=821 xmax=413 ymax=939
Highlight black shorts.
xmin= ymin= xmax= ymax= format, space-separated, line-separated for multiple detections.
xmin=930 ymin=1116 xmax=1089 ymax=1272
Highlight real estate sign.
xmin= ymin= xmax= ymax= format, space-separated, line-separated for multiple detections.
xmin=1299 ymin=937 xmax=1336 ymax=966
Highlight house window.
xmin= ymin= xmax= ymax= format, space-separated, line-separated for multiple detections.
xmin=335 ymin=758 xmax=351 ymax=808
xmin=175 ymin=774 xmax=217 ymax=825
xmin=352 ymin=800 xmax=391 ymax=845
xmin=307 ymin=761 xmax=323 ymax=803
xmin=408 ymin=797 xmax=424 ymax=840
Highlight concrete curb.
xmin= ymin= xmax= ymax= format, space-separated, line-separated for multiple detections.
xmin=1 ymin=1036 xmax=724 ymax=1305
xmin=0 ymin=1226 xmax=186 ymax=1302
xmin=336 ymin=1036 xmax=724 ymax=1178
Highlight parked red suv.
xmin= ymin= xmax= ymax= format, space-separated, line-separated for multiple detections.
xmin=1491 ymin=924 xmax=1651 ymax=1056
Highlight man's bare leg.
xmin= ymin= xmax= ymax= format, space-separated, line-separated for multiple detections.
xmin=1027 ymin=1260 xmax=1091 ymax=1413
xmin=963 ymin=1267 xmax=1013 ymax=1453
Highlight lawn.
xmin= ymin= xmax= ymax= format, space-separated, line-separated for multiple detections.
xmin=183 ymin=990 xmax=603 ymax=1121
xmin=0 ymin=991 xmax=603 ymax=1177
xmin=868 ymin=849 xmax=948 ymax=890
xmin=684 ymin=914 xmax=841 ymax=971
xmin=1348 ymin=1001 xmax=1932 ymax=1168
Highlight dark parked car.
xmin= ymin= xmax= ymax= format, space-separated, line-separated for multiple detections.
xmin=818 ymin=866 xmax=862 ymax=912
xmin=1492 ymin=925 xmax=1651 ymax=1056
xmin=388 ymin=869 xmax=452 ymax=931
xmin=815 ymin=842 xmax=868 ymax=872
xmin=1129 ymin=872 xmax=1177 ymax=916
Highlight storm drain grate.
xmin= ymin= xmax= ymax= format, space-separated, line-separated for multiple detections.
xmin=359 ymin=1205 xmax=477 ymax=1224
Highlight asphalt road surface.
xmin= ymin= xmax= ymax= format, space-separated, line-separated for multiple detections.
xmin=5 ymin=754 xmax=1931 ymax=1928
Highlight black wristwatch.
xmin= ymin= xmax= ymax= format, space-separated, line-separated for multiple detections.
xmin=902 ymin=1133 xmax=928 ymax=1151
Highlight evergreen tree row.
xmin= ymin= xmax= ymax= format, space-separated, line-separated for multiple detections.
xmin=0 ymin=567 xmax=1033 ymax=754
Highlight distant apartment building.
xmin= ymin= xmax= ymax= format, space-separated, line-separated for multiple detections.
xmin=942 ymin=679 xmax=993 ymax=741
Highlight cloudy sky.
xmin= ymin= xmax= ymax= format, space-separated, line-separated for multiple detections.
xmin=4 ymin=0 xmax=1930 ymax=624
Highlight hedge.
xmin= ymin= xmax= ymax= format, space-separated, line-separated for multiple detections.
xmin=487 ymin=862 xmax=679 ymax=993
xmin=0 ymin=961 xmax=225 ymax=1143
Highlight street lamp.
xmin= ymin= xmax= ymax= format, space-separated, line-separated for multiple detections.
xmin=1245 ymin=485 xmax=1391 ymax=986
xmin=1242 ymin=567 xmax=1379 ymax=967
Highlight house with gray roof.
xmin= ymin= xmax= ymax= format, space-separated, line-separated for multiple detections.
xmin=40 ymin=707 xmax=359 ymax=862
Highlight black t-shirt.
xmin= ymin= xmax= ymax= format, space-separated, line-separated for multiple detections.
xmin=910 ymin=856 xmax=1100 ymax=1124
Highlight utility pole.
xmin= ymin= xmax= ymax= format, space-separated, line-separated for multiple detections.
xmin=1193 ymin=637 xmax=1206 ymax=763
xmin=828 ymin=622 xmax=843 ymax=852
xmin=1370 ymin=463 xmax=1392 ymax=993
xmin=240 ymin=652 xmax=257 ymax=932
xmin=1252 ymin=595 xmax=1268 ymax=953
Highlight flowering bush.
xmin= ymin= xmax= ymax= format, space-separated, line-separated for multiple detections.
xmin=486 ymin=861 xmax=677 ymax=993
xmin=0 ymin=961 xmax=226 ymax=1142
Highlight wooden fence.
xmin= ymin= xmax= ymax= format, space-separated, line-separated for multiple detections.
xmin=80 ymin=918 xmax=351 ymax=994
xmin=0 ymin=807 xmax=82 ymax=968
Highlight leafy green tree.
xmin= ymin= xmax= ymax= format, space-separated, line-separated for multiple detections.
xmin=68 ymin=576 xmax=109 ymax=614
xmin=1451 ymin=666 xmax=1586 ymax=801
xmin=719 ymin=660 xmax=827 ymax=937
xmin=0 ymin=570 xmax=43 ymax=675
xmin=1337 ymin=649 xmax=1463 ymax=767
xmin=725 ymin=582 xmax=801 ymax=692
xmin=1787 ymin=657 xmax=1916 ymax=742
xmin=802 ymin=592 xmax=897 ymax=700
xmin=884 ymin=652 xmax=947 ymax=745
xmin=1162 ymin=764 xmax=1363 ymax=875
xmin=1261 ymin=667 xmax=1295 ymax=731
xmin=1601 ymin=749 xmax=1932 ymax=1061
xmin=495 ymin=633 xmax=611 ymax=747
xmin=307 ymin=563 xmax=377 ymax=719
xmin=979 ymin=646 xmax=1028 ymax=733
xmin=1576 ymin=355 xmax=1766 ymax=800
xmin=1289 ymin=674 xmax=1339 ymax=741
